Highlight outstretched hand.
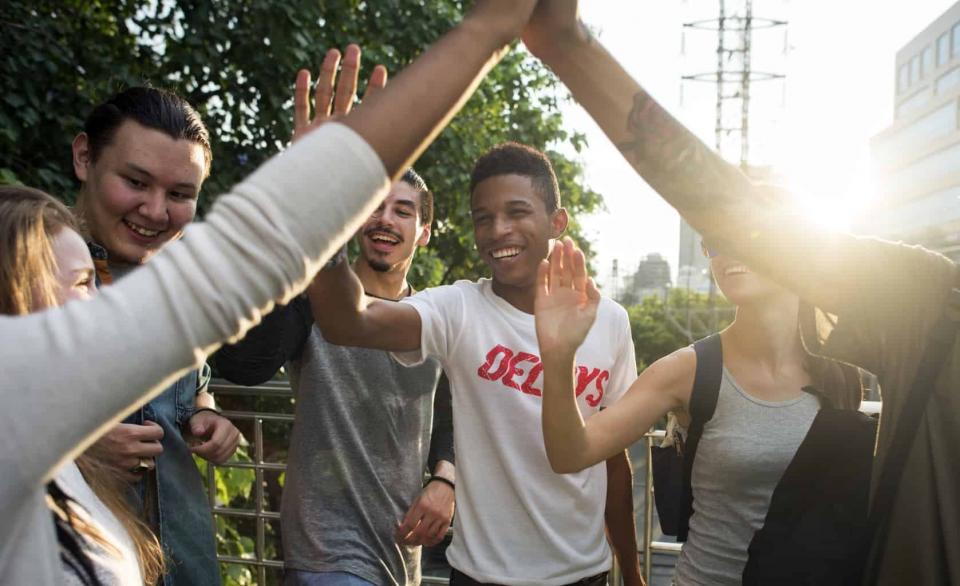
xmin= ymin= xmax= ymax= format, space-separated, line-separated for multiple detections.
xmin=293 ymin=44 xmax=388 ymax=143
xmin=534 ymin=237 xmax=601 ymax=358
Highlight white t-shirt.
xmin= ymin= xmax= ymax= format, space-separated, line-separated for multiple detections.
xmin=394 ymin=279 xmax=637 ymax=586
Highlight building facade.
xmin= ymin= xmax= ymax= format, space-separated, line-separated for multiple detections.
xmin=869 ymin=1 xmax=960 ymax=261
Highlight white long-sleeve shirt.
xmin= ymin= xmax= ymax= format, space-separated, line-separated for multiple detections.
xmin=0 ymin=122 xmax=389 ymax=584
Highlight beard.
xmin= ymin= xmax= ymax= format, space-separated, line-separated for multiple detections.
xmin=367 ymin=257 xmax=392 ymax=273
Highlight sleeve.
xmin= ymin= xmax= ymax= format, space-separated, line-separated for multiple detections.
xmin=601 ymin=302 xmax=639 ymax=407
xmin=0 ymin=122 xmax=389 ymax=512
xmin=427 ymin=372 xmax=455 ymax=468
xmin=213 ymin=295 xmax=313 ymax=386
xmin=392 ymin=284 xmax=466 ymax=367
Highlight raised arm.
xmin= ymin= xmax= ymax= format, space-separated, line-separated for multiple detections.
xmin=535 ymin=239 xmax=692 ymax=473
xmin=0 ymin=0 xmax=539 ymax=506
xmin=307 ymin=257 xmax=423 ymax=351
xmin=522 ymin=1 xmax=951 ymax=319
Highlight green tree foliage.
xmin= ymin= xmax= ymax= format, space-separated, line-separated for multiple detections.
xmin=0 ymin=0 xmax=603 ymax=288
xmin=625 ymin=289 xmax=734 ymax=371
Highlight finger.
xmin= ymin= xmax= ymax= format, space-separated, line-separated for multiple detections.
xmin=558 ymin=238 xmax=573 ymax=288
xmin=536 ymin=259 xmax=550 ymax=300
xmin=135 ymin=421 xmax=165 ymax=441
xmin=333 ymin=44 xmax=362 ymax=116
xmin=134 ymin=440 xmax=164 ymax=458
xmin=586 ymin=278 xmax=601 ymax=302
xmin=396 ymin=506 xmax=421 ymax=540
xmin=294 ymin=69 xmax=311 ymax=135
xmin=548 ymin=241 xmax=563 ymax=293
xmin=404 ymin=519 xmax=430 ymax=545
xmin=571 ymin=245 xmax=588 ymax=293
xmin=361 ymin=64 xmax=388 ymax=101
xmin=315 ymin=48 xmax=341 ymax=119
xmin=190 ymin=441 xmax=215 ymax=460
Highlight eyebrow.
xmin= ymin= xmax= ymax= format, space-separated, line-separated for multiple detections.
xmin=395 ymin=199 xmax=417 ymax=210
xmin=125 ymin=163 xmax=198 ymax=190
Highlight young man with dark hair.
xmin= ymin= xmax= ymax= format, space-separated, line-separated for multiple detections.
xmin=72 ymin=85 xmax=240 ymax=586
xmin=520 ymin=3 xmax=960 ymax=584
xmin=215 ymin=169 xmax=455 ymax=586
xmin=311 ymin=142 xmax=642 ymax=586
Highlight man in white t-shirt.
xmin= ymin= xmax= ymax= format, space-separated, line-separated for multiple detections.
xmin=310 ymin=142 xmax=642 ymax=586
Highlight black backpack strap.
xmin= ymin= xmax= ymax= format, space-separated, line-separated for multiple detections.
xmin=863 ymin=288 xmax=960 ymax=582
xmin=678 ymin=332 xmax=724 ymax=541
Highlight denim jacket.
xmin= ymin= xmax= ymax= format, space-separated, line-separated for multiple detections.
xmin=90 ymin=243 xmax=221 ymax=585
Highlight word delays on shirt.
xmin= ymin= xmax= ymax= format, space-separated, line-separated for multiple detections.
xmin=476 ymin=343 xmax=608 ymax=406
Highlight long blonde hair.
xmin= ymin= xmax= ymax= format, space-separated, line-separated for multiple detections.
xmin=0 ymin=185 xmax=164 ymax=584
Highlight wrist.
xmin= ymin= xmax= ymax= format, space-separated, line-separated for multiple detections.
xmin=539 ymin=347 xmax=577 ymax=368
xmin=459 ymin=11 xmax=518 ymax=55
xmin=530 ymin=20 xmax=592 ymax=65
xmin=427 ymin=474 xmax=455 ymax=491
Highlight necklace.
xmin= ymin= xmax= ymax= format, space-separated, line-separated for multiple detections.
xmin=364 ymin=284 xmax=412 ymax=302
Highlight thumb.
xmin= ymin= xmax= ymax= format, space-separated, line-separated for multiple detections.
xmin=190 ymin=416 xmax=208 ymax=436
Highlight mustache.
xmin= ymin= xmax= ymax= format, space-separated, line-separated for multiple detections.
xmin=363 ymin=224 xmax=403 ymax=242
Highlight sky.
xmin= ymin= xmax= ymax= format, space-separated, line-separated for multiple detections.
xmin=557 ymin=0 xmax=959 ymax=290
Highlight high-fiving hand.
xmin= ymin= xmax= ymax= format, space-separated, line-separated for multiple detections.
xmin=534 ymin=237 xmax=600 ymax=359
xmin=292 ymin=45 xmax=388 ymax=143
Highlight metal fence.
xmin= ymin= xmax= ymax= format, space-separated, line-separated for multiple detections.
xmin=206 ymin=378 xmax=880 ymax=586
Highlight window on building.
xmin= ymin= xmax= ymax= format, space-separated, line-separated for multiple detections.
xmin=911 ymin=54 xmax=922 ymax=84
xmin=953 ymin=22 xmax=960 ymax=56
xmin=939 ymin=33 xmax=951 ymax=66
xmin=899 ymin=63 xmax=910 ymax=94
xmin=923 ymin=45 xmax=935 ymax=76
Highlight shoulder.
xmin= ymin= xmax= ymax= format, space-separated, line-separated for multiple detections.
xmin=640 ymin=345 xmax=698 ymax=408
xmin=597 ymin=296 xmax=630 ymax=325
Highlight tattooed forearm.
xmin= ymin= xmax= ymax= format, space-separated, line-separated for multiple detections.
xmin=616 ymin=91 xmax=753 ymax=219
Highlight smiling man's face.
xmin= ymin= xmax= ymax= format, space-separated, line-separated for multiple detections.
xmin=471 ymin=173 xmax=567 ymax=289
xmin=357 ymin=181 xmax=430 ymax=273
xmin=73 ymin=119 xmax=206 ymax=264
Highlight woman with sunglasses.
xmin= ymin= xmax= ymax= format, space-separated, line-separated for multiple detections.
xmin=534 ymin=238 xmax=862 ymax=586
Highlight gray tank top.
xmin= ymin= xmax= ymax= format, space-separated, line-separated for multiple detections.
xmin=673 ymin=366 xmax=820 ymax=586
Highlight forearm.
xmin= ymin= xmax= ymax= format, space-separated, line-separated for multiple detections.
xmin=195 ymin=391 xmax=216 ymax=410
xmin=605 ymin=451 xmax=642 ymax=584
xmin=343 ymin=11 xmax=517 ymax=179
xmin=428 ymin=375 xmax=455 ymax=468
xmin=432 ymin=459 xmax=455 ymax=484
xmin=307 ymin=259 xmax=372 ymax=346
xmin=540 ymin=350 xmax=593 ymax=473
xmin=534 ymin=26 xmax=892 ymax=314
xmin=214 ymin=299 xmax=308 ymax=385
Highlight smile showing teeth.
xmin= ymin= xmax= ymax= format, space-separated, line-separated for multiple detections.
xmin=124 ymin=220 xmax=160 ymax=238
xmin=370 ymin=233 xmax=400 ymax=244
xmin=725 ymin=265 xmax=749 ymax=276
xmin=491 ymin=247 xmax=521 ymax=260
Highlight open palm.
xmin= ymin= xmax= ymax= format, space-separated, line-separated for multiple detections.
xmin=535 ymin=238 xmax=601 ymax=357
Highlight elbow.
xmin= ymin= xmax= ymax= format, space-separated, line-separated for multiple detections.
xmin=546 ymin=450 xmax=588 ymax=475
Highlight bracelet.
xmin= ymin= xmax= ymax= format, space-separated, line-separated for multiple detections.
xmin=428 ymin=475 xmax=455 ymax=491
xmin=190 ymin=407 xmax=222 ymax=418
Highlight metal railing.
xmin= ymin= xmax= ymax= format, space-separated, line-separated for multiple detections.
xmin=205 ymin=379 xmax=880 ymax=585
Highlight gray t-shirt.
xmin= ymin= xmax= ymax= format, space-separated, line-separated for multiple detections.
xmin=674 ymin=367 xmax=820 ymax=586
xmin=282 ymin=326 xmax=444 ymax=585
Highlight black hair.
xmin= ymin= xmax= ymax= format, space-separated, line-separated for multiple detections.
xmin=469 ymin=142 xmax=561 ymax=213
xmin=83 ymin=86 xmax=212 ymax=176
xmin=400 ymin=167 xmax=433 ymax=226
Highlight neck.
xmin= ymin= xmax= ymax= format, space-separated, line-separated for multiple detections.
xmin=491 ymin=279 xmax=536 ymax=314
xmin=353 ymin=258 xmax=411 ymax=300
xmin=723 ymin=295 xmax=804 ymax=372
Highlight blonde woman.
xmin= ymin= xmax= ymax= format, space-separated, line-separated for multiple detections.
xmin=0 ymin=185 xmax=163 ymax=585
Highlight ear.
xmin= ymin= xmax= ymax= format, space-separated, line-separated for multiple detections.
xmin=416 ymin=224 xmax=432 ymax=247
xmin=72 ymin=133 xmax=92 ymax=183
xmin=549 ymin=207 xmax=569 ymax=238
